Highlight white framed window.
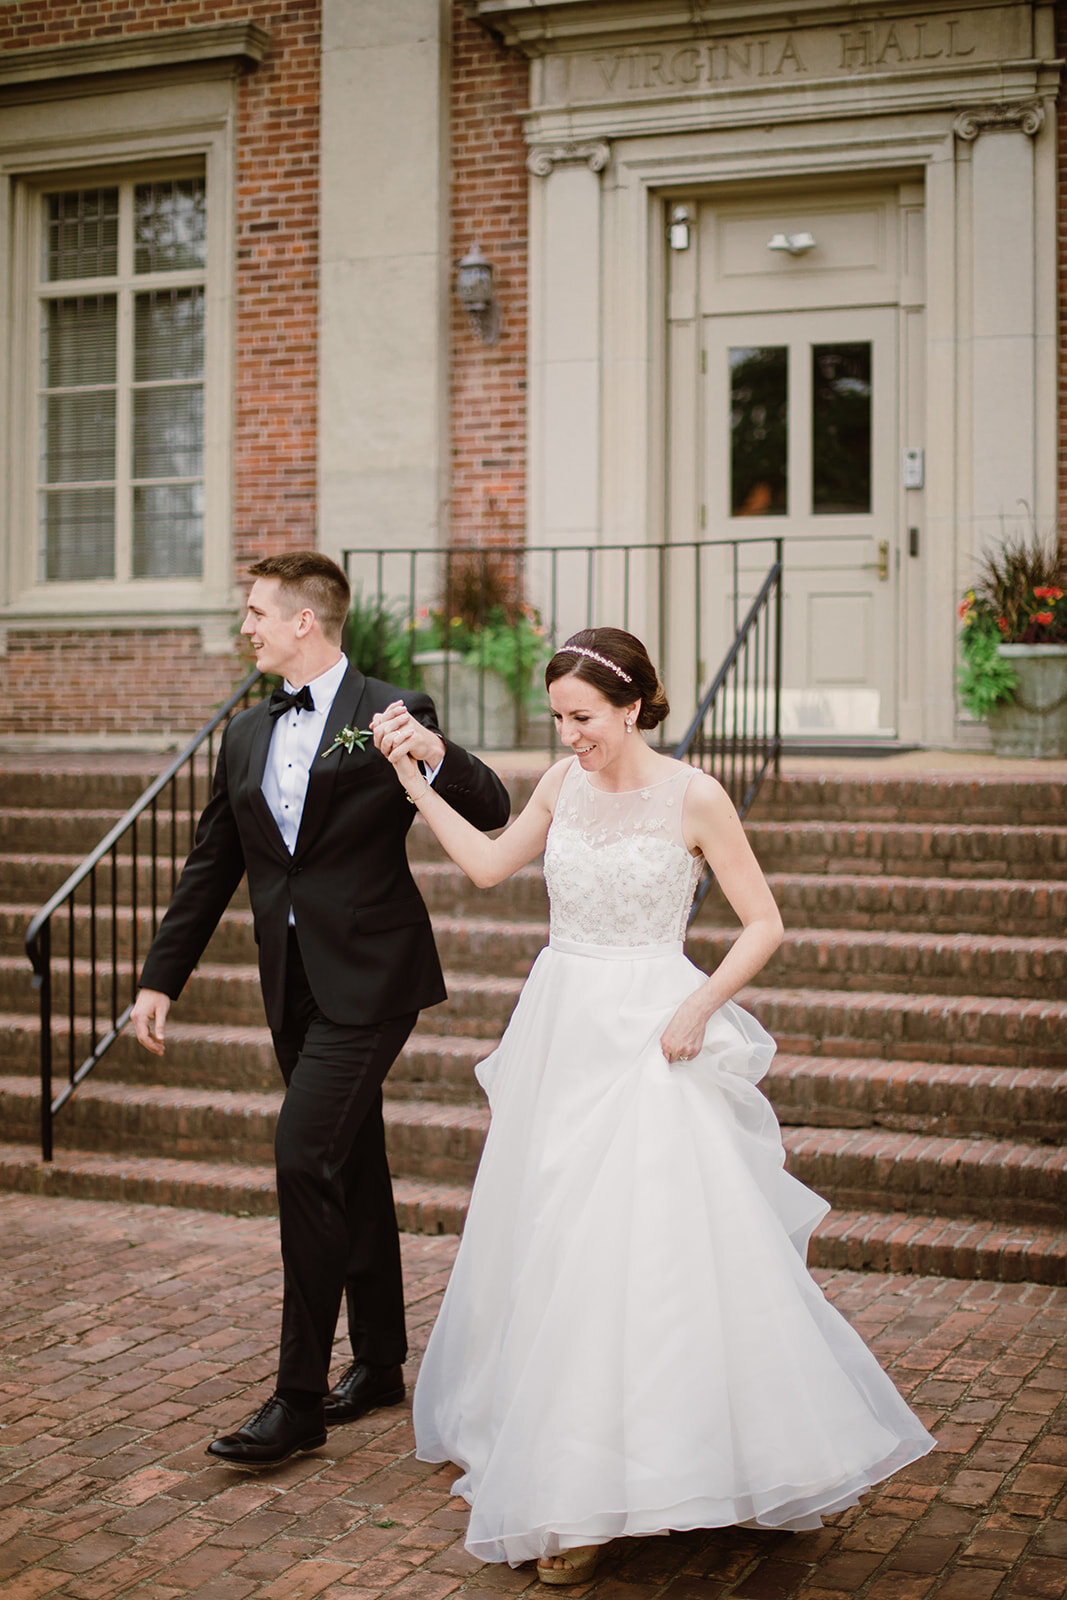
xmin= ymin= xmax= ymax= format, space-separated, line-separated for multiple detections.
xmin=37 ymin=169 xmax=207 ymax=585
xmin=1 ymin=71 xmax=237 ymax=641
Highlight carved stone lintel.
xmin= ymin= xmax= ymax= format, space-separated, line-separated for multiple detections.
xmin=526 ymin=140 xmax=611 ymax=178
xmin=0 ymin=23 xmax=269 ymax=90
xmin=953 ymin=101 xmax=1045 ymax=141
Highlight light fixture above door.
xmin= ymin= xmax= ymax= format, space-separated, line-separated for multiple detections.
xmin=767 ymin=231 xmax=816 ymax=255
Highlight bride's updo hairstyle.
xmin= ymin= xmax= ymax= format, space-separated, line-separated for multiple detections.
xmin=545 ymin=627 xmax=670 ymax=731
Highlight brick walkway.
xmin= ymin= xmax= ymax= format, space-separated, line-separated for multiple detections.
xmin=0 ymin=1197 xmax=1063 ymax=1600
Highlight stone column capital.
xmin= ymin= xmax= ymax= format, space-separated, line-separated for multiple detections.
xmin=953 ymin=101 xmax=1045 ymax=141
xmin=526 ymin=140 xmax=611 ymax=178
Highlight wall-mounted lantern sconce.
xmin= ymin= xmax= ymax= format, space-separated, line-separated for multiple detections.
xmin=668 ymin=204 xmax=692 ymax=251
xmin=767 ymin=231 xmax=816 ymax=255
xmin=457 ymin=244 xmax=501 ymax=345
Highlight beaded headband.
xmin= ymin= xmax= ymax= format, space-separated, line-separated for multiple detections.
xmin=563 ymin=645 xmax=633 ymax=684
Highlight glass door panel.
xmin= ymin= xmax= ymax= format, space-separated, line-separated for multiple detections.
xmin=812 ymin=342 xmax=872 ymax=514
xmin=704 ymin=308 xmax=898 ymax=737
xmin=729 ymin=346 xmax=788 ymax=516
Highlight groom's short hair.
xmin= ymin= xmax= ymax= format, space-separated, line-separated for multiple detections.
xmin=248 ymin=552 xmax=350 ymax=642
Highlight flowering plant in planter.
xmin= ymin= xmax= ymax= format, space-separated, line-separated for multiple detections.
xmin=957 ymin=532 xmax=1067 ymax=718
xmin=413 ymin=602 xmax=551 ymax=705
xmin=409 ymin=552 xmax=554 ymax=746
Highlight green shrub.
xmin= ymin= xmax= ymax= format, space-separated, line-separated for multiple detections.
xmin=344 ymin=588 xmax=415 ymax=683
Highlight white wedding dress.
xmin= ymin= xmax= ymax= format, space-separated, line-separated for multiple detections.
xmin=413 ymin=759 xmax=934 ymax=1566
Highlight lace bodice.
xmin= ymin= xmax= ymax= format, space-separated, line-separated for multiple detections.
xmin=543 ymin=759 xmax=705 ymax=947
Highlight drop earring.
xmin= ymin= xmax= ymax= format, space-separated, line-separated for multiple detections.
xmin=625 ymin=717 xmax=634 ymax=733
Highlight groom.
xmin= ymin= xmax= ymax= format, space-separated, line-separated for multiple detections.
xmin=131 ymin=551 xmax=510 ymax=1467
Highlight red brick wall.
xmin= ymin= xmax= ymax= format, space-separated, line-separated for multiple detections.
xmin=2 ymin=631 xmax=248 ymax=742
xmin=2 ymin=1 xmax=319 ymax=738
xmin=230 ymin=1 xmax=320 ymax=569
xmin=449 ymin=5 xmax=528 ymax=554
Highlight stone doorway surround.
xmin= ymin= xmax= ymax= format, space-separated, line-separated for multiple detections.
xmin=464 ymin=0 xmax=1060 ymax=748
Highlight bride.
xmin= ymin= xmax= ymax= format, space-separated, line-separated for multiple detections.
xmin=372 ymin=626 xmax=933 ymax=1586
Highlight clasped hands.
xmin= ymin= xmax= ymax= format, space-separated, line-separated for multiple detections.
xmin=371 ymin=700 xmax=443 ymax=787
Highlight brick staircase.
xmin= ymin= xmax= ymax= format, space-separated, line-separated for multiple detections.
xmin=0 ymin=759 xmax=1064 ymax=1284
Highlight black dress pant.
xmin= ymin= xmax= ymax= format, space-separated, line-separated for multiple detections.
xmin=270 ymin=928 xmax=416 ymax=1395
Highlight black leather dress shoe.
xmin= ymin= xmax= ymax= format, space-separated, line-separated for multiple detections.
xmin=323 ymin=1361 xmax=405 ymax=1425
xmin=206 ymin=1394 xmax=327 ymax=1468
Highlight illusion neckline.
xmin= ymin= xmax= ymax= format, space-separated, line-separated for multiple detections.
xmin=578 ymin=760 xmax=691 ymax=797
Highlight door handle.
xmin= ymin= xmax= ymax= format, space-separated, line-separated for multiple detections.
xmin=861 ymin=540 xmax=890 ymax=582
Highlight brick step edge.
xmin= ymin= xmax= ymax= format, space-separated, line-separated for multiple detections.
xmin=10 ymin=816 xmax=1067 ymax=880
xmin=0 ymin=765 xmax=548 ymax=814
xmin=701 ymin=872 xmax=1067 ymax=937
xmin=0 ymin=1143 xmax=468 ymax=1236
xmin=811 ymin=1208 xmax=1067 ymax=1285
xmin=0 ymin=1142 xmax=1062 ymax=1285
xmin=750 ymin=774 xmax=1067 ymax=825
xmin=10 ymin=855 xmax=1064 ymax=922
xmin=6 ymin=915 xmax=1066 ymax=1004
xmin=2 ymin=766 xmax=1062 ymax=820
xmin=3 ymin=1020 xmax=1065 ymax=1140
xmin=3 ymin=1074 xmax=1063 ymax=1162
xmin=11 ymin=957 xmax=1067 ymax=1054
xmin=8 ymin=906 xmax=1067 ymax=968
xmin=6 ymin=1074 xmax=1064 ymax=1190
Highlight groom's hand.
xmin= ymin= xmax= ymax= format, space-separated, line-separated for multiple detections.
xmin=131 ymin=988 xmax=171 ymax=1056
xmin=372 ymin=701 xmax=446 ymax=769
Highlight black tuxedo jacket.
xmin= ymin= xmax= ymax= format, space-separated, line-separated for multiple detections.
xmin=138 ymin=667 xmax=511 ymax=1030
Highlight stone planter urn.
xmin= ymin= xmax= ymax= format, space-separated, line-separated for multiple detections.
xmin=413 ymin=650 xmax=520 ymax=748
xmin=986 ymin=644 xmax=1067 ymax=759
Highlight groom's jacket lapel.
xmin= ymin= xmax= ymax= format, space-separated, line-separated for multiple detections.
xmin=243 ymin=700 xmax=292 ymax=863
xmin=293 ymin=665 xmax=368 ymax=857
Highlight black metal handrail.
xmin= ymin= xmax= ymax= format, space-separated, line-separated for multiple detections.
xmin=674 ymin=540 xmax=784 ymax=919
xmin=342 ymin=535 xmax=786 ymax=752
xmin=25 ymin=668 xmax=264 ymax=1161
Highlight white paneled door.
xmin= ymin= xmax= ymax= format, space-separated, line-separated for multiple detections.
xmin=703 ymin=307 xmax=900 ymax=738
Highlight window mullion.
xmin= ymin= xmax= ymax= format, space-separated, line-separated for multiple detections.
xmin=114 ymin=289 xmax=134 ymax=583
xmin=114 ymin=183 xmax=135 ymax=584
xmin=32 ymin=248 xmax=45 ymax=584
xmin=37 ymin=266 xmax=204 ymax=295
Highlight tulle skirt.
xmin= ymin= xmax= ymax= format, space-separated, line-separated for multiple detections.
xmin=413 ymin=937 xmax=935 ymax=1566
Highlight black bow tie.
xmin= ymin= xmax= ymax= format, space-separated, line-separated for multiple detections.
xmin=268 ymin=684 xmax=315 ymax=718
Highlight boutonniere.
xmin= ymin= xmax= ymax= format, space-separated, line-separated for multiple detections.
xmin=322 ymin=725 xmax=373 ymax=758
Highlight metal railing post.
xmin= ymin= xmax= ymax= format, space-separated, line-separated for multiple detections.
xmin=36 ymin=920 xmax=53 ymax=1163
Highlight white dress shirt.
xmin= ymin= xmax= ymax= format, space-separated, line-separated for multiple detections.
xmin=262 ymin=655 xmax=350 ymax=854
